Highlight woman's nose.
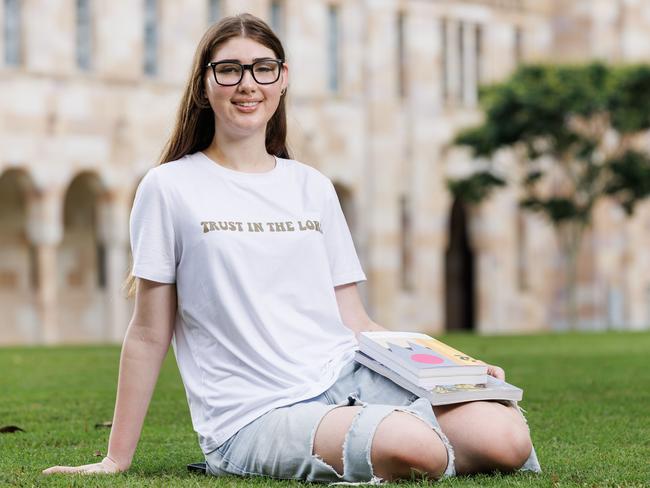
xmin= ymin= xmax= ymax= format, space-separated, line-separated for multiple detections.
xmin=238 ymin=68 xmax=256 ymax=91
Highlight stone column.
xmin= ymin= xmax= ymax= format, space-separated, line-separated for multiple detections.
xmin=406 ymin=4 xmax=447 ymax=333
xmin=161 ymin=0 xmax=208 ymax=84
xmin=363 ymin=0 xmax=402 ymax=327
xmin=482 ymin=21 xmax=517 ymax=83
xmin=97 ymin=190 xmax=131 ymax=343
xmin=444 ymin=18 xmax=461 ymax=106
xmin=592 ymin=0 xmax=623 ymax=62
xmin=22 ymin=0 xmax=74 ymax=74
xmin=26 ymin=188 xmax=63 ymax=345
xmin=462 ymin=22 xmax=478 ymax=107
xmin=468 ymin=191 xmax=518 ymax=334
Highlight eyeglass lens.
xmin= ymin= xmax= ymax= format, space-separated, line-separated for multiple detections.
xmin=212 ymin=60 xmax=281 ymax=85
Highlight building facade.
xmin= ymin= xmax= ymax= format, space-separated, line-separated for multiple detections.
xmin=1 ymin=0 xmax=649 ymax=345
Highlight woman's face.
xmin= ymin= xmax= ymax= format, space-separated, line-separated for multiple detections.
xmin=204 ymin=36 xmax=288 ymax=140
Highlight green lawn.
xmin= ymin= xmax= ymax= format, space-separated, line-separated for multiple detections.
xmin=1 ymin=331 xmax=649 ymax=487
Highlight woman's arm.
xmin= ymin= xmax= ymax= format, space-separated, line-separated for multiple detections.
xmin=334 ymin=282 xmax=387 ymax=339
xmin=43 ymin=278 xmax=177 ymax=475
xmin=335 ymin=283 xmax=505 ymax=379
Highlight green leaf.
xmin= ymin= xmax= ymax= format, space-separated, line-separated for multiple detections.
xmin=608 ymin=65 xmax=650 ymax=133
xmin=605 ymin=150 xmax=650 ymax=215
xmin=540 ymin=198 xmax=580 ymax=223
xmin=454 ymin=126 xmax=497 ymax=157
xmin=447 ymin=171 xmax=507 ymax=205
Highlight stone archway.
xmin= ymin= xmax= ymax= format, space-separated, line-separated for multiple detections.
xmin=445 ymin=198 xmax=475 ymax=331
xmin=58 ymin=171 xmax=106 ymax=342
xmin=0 ymin=168 xmax=38 ymax=344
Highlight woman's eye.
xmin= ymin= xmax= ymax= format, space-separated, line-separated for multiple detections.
xmin=216 ymin=65 xmax=239 ymax=74
xmin=255 ymin=63 xmax=278 ymax=72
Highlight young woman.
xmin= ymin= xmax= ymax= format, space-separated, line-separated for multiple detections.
xmin=43 ymin=13 xmax=540 ymax=483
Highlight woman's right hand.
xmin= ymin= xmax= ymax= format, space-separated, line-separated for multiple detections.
xmin=42 ymin=456 xmax=125 ymax=475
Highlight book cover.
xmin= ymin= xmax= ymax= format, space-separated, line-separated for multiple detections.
xmin=354 ymin=351 xmax=523 ymax=406
xmin=359 ymin=331 xmax=488 ymax=380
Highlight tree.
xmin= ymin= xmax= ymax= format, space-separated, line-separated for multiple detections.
xmin=449 ymin=62 xmax=650 ymax=329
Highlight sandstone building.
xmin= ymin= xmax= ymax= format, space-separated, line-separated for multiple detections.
xmin=1 ymin=0 xmax=649 ymax=345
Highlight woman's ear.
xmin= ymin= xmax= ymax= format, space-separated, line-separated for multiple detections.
xmin=280 ymin=62 xmax=289 ymax=94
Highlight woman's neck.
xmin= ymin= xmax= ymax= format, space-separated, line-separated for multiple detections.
xmin=204 ymin=131 xmax=275 ymax=173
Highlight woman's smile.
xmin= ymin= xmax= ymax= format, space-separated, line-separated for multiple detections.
xmin=232 ymin=99 xmax=263 ymax=112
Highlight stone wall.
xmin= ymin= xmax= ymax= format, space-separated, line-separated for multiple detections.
xmin=1 ymin=0 xmax=649 ymax=345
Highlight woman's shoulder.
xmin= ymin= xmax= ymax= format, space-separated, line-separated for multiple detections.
xmin=139 ymin=154 xmax=198 ymax=185
xmin=148 ymin=154 xmax=194 ymax=177
xmin=280 ymin=157 xmax=333 ymax=187
xmin=134 ymin=155 xmax=196 ymax=202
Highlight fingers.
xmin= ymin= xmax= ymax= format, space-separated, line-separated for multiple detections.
xmin=487 ymin=365 xmax=506 ymax=381
xmin=42 ymin=466 xmax=83 ymax=475
xmin=42 ymin=462 xmax=113 ymax=475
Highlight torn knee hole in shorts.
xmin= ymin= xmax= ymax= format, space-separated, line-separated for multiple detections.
xmin=311 ymin=454 xmax=343 ymax=479
xmin=309 ymin=405 xmax=366 ymax=479
xmin=394 ymin=407 xmax=456 ymax=478
xmin=341 ymin=404 xmax=368 ymax=478
xmin=310 ymin=406 xmax=342 ymax=457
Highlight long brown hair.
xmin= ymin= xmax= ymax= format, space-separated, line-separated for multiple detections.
xmin=123 ymin=13 xmax=290 ymax=299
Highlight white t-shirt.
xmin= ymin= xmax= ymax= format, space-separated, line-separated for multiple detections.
xmin=129 ymin=151 xmax=367 ymax=453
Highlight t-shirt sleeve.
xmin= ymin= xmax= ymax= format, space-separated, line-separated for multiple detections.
xmin=321 ymin=179 xmax=367 ymax=287
xmin=129 ymin=168 xmax=178 ymax=284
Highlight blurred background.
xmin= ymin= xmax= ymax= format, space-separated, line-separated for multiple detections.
xmin=1 ymin=0 xmax=650 ymax=346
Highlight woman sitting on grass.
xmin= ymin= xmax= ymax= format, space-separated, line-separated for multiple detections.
xmin=43 ymin=13 xmax=540 ymax=483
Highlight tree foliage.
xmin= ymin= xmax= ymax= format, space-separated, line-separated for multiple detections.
xmin=449 ymin=62 xmax=650 ymax=328
xmin=450 ymin=62 xmax=650 ymax=224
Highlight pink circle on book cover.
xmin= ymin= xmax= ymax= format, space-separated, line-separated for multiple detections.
xmin=410 ymin=353 xmax=444 ymax=364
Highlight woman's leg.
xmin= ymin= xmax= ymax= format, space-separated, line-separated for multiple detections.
xmin=433 ymin=401 xmax=533 ymax=474
xmin=328 ymin=361 xmax=537 ymax=477
xmin=205 ymin=397 xmax=450 ymax=484
xmin=313 ymin=405 xmax=449 ymax=482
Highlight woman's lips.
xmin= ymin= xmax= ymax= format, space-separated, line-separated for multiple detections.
xmin=232 ymin=100 xmax=261 ymax=112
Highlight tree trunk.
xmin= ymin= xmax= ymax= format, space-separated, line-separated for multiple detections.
xmin=559 ymin=221 xmax=585 ymax=330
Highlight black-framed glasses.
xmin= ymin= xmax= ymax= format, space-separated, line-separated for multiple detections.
xmin=205 ymin=59 xmax=284 ymax=86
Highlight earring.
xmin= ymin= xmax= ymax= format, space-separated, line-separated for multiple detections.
xmin=281 ymin=87 xmax=286 ymax=96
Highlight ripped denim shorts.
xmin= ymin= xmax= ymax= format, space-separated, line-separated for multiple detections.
xmin=204 ymin=359 xmax=540 ymax=484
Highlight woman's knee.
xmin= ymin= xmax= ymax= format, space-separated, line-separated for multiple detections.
xmin=494 ymin=420 xmax=533 ymax=471
xmin=436 ymin=401 xmax=532 ymax=474
xmin=313 ymin=406 xmax=449 ymax=482
xmin=371 ymin=411 xmax=448 ymax=481
xmin=480 ymin=408 xmax=533 ymax=472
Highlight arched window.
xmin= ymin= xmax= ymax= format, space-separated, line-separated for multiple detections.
xmin=517 ymin=211 xmax=528 ymax=291
xmin=397 ymin=11 xmax=406 ymax=98
xmin=400 ymin=195 xmax=413 ymax=291
xmin=327 ymin=4 xmax=340 ymax=93
xmin=445 ymin=199 xmax=475 ymax=331
xmin=208 ymin=0 xmax=221 ymax=25
xmin=270 ymin=1 xmax=284 ymax=38
xmin=3 ymin=0 xmax=22 ymax=66
xmin=76 ymin=0 xmax=93 ymax=70
xmin=143 ymin=0 xmax=159 ymax=76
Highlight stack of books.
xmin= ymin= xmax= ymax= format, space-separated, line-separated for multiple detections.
xmin=355 ymin=331 xmax=523 ymax=406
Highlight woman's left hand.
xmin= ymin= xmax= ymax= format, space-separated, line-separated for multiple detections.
xmin=486 ymin=363 xmax=505 ymax=381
